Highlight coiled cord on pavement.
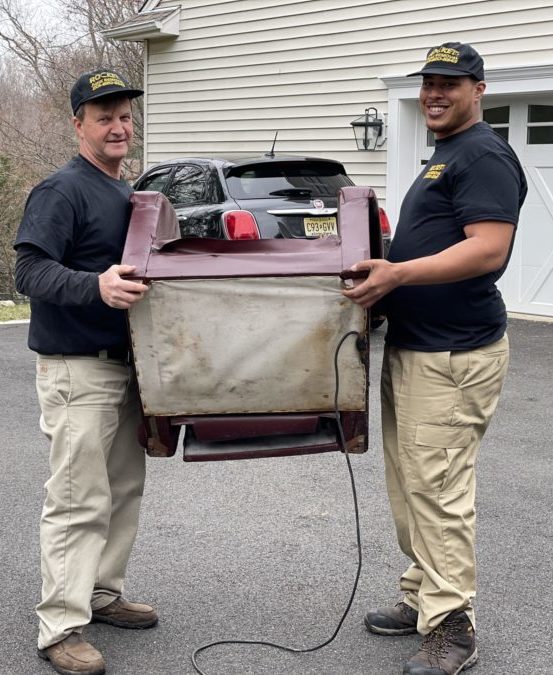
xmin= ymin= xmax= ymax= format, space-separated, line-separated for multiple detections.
xmin=191 ymin=330 xmax=363 ymax=675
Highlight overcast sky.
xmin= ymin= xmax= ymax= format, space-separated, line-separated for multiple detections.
xmin=1 ymin=0 xmax=72 ymax=53
xmin=20 ymin=0 xmax=60 ymax=15
xmin=10 ymin=0 xmax=64 ymax=31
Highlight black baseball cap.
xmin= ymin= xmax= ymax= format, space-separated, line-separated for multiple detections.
xmin=407 ymin=42 xmax=485 ymax=81
xmin=70 ymin=68 xmax=143 ymax=114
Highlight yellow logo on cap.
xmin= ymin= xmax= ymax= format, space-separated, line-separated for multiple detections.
xmin=423 ymin=163 xmax=446 ymax=179
xmin=426 ymin=46 xmax=460 ymax=65
xmin=89 ymin=71 xmax=126 ymax=92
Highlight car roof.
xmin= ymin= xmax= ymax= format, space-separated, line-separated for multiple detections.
xmin=144 ymin=155 xmax=348 ymax=172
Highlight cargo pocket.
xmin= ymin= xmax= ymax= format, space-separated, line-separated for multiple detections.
xmin=406 ymin=424 xmax=473 ymax=494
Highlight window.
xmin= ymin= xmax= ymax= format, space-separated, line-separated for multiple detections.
xmin=136 ymin=167 xmax=172 ymax=192
xmin=225 ymin=161 xmax=352 ymax=200
xmin=483 ymin=106 xmax=510 ymax=141
xmin=527 ymin=105 xmax=553 ymax=144
xmin=166 ymin=165 xmax=207 ymax=205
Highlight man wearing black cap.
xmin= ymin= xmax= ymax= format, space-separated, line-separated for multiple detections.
xmin=15 ymin=69 xmax=156 ymax=675
xmin=344 ymin=43 xmax=527 ymax=674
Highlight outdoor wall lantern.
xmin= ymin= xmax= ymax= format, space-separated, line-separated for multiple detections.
xmin=350 ymin=107 xmax=386 ymax=150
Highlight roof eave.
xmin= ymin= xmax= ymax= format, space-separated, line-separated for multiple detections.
xmin=102 ymin=7 xmax=179 ymax=42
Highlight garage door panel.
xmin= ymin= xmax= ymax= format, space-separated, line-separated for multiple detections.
xmin=491 ymin=100 xmax=553 ymax=317
xmin=521 ymin=264 xmax=543 ymax=297
xmin=516 ymin=263 xmax=552 ymax=307
xmin=519 ymin=202 xmax=553 ymax=267
xmin=527 ymin=166 xmax=553 ymax=212
xmin=533 ymin=268 xmax=553 ymax=306
xmin=511 ymin=161 xmax=553 ymax=314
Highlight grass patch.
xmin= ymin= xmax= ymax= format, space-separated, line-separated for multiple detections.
xmin=0 ymin=303 xmax=31 ymax=322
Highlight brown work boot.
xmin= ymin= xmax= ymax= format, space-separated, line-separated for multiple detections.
xmin=38 ymin=632 xmax=105 ymax=675
xmin=403 ymin=610 xmax=478 ymax=674
xmin=364 ymin=601 xmax=419 ymax=635
xmin=91 ymin=596 xmax=158 ymax=629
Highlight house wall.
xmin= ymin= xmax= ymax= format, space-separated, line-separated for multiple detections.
xmin=145 ymin=0 xmax=553 ymax=206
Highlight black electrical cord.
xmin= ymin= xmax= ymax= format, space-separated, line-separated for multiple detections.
xmin=191 ymin=330 xmax=363 ymax=675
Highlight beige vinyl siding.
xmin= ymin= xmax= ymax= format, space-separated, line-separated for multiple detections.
xmin=145 ymin=0 xmax=553 ymax=205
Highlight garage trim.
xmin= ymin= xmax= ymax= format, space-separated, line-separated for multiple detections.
xmin=382 ymin=65 xmax=553 ymax=227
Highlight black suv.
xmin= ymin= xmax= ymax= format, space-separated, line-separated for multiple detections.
xmin=134 ymin=155 xmax=391 ymax=252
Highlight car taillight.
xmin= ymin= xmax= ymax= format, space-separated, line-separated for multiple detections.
xmin=378 ymin=208 xmax=391 ymax=237
xmin=222 ymin=210 xmax=260 ymax=240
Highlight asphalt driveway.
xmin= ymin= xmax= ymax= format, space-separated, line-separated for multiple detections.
xmin=0 ymin=318 xmax=551 ymax=675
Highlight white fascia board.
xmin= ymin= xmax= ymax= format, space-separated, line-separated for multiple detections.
xmin=382 ymin=65 xmax=553 ymax=97
xmin=103 ymin=7 xmax=179 ymax=42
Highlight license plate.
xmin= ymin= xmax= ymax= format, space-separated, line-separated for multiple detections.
xmin=303 ymin=216 xmax=337 ymax=236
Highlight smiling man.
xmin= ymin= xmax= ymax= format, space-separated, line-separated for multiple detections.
xmin=343 ymin=43 xmax=527 ymax=674
xmin=14 ymin=69 xmax=155 ymax=675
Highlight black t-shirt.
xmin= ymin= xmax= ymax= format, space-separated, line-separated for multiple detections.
xmin=384 ymin=122 xmax=527 ymax=351
xmin=15 ymin=155 xmax=133 ymax=354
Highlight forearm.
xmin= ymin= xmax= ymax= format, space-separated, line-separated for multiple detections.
xmin=343 ymin=222 xmax=515 ymax=309
xmin=15 ymin=245 xmax=101 ymax=306
xmin=394 ymin=235 xmax=509 ymax=286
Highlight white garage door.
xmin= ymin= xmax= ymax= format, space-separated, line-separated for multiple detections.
xmin=483 ymin=99 xmax=553 ymax=317
xmin=417 ymin=97 xmax=553 ymax=318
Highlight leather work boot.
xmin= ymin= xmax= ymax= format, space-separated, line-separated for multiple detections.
xmin=38 ymin=632 xmax=105 ymax=675
xmin=364 ymin=601 xmax=419 ymax=635
xmin=91 ymin=596 xmax=158 ymax=629
xmin=403 ymin=610 xmax=478 ymax=674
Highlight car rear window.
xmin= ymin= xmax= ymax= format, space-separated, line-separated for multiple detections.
xmin=225 ymin=161 xmax=353 ymax=200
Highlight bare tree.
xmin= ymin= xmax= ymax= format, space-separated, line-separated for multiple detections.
xmin=64 ymin=0 xmax=144 ymax=94
xmin=0 ymin=154 xmax=27 ymax=299
xmin=0 ymin=0 xmax=144 ymax=299
xmin=0 ymin=0 xmax=144 ymax=175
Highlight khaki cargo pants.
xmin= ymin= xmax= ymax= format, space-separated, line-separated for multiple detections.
xmin=381 ymin=335 xmax=509 ymax=635
xmin=35 ymin=354 xmax=146 ymax=649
